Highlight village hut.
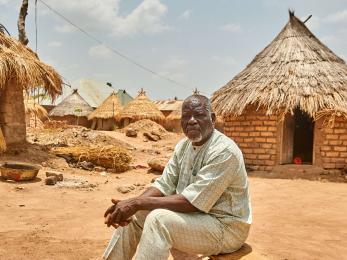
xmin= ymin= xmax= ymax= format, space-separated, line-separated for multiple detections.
xmin=212 ymin=11 xmax=347 ymax=175
xmin=49 ymin=89 xmax=94 ymax=127
xmin=0 ymin=31 xmax=62 ymax=146
xmin=154 ymin=98 xmax=183 ymax=117
xmin=166 ymin=107 xmax=182 ymax=132
xmin=120 ymin=89 xmax=165 ymax=127
xmin=116 ymin=89 xmax=133 ymax=106
xmin=88 ymin=92 xmax=122 ymax=130
xmin=24 ymin=94 xmax=48 ymax=128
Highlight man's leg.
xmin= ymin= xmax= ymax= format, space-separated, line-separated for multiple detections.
xmin=103 ymin=210 xmax=149 ymax=260
xmin=135 ymin=209 xmax=225 ymax=260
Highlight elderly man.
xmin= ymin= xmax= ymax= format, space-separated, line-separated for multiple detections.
xmin=103 ymin=94 xmax=251 ymax=260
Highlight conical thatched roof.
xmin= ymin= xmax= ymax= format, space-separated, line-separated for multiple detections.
xmin=49 ymin=89 xmax=94 ymax=117
xmin=0 ymin=32 xmax=62 ymax=99
xmin=212 ymin=11 xmax=347 ymax=119
xmin=88 ymin=92 xmax=122 ymax=120
xmin=120 ymin=89 xmax=164 ymax=121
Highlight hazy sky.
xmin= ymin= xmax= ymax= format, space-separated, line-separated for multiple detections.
xmin=0 ymin=0 xmax=346 ymax=100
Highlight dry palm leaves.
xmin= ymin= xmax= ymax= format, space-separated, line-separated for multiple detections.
xmin=53 ymin=145 xmax=132 ymax=172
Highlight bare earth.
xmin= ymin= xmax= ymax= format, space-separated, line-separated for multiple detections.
xmin=0 ymin=129 xmax=346 ymax=260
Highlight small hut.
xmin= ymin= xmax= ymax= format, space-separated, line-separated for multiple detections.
xmin=154 ymin=99 xmax=183 ymax=117
xmin=166 ymin=107 xmax=182 ymax=132
xmin=88 ymin=92 xmax=122 ymax=130
xmin=120 ymin=89 xmax=165 ymax=127
xmin=212 ymin=11 xmax=347 ymax=175
xmin=0 ymin=31 xmax=62 ymax=146
xmin=49 ymin=89 xmax=94 ymax=127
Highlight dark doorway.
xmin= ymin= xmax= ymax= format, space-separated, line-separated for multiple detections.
xmin=293 ymin=108 xmax=314 ymax=164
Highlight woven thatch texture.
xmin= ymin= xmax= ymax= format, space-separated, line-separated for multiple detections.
xmin=53 ymin=145 xmax=132 ymax=172
xmin=0 ymin=32 xmax=62 ymax=98
xmin=88 ymin=92 xmax=122 ymax=120
xmin=49 ymin=90 xmax=94 ymax=117
xmin=120 ymin=89 xmax=164 ymax=121
xmin=212 ymin=12 xmax=347 ymax=119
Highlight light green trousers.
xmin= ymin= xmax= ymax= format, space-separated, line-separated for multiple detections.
xmin=103 ymin=209 xmax=249 ymax=260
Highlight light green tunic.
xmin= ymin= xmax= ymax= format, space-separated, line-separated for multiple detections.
xmin=153 ymin=129 xmax=252 ymax=226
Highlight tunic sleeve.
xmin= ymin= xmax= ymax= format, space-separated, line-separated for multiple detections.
xmin=181 ymin=151 xmax=241 ymax=213
xmin=151 ymin=145 xmax=180 ymax=196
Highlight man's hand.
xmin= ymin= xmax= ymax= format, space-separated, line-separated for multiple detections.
xmin=104 ymin=198 xmax=140 ymax=227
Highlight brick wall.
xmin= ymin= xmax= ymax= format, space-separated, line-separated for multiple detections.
xmin=224 ymin=110 xmax=279 ymax=171
xmin=315 ymin=117 xmax=347 ymax=174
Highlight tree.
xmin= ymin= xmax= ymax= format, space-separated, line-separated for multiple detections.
xmin=18 ymin=0 xmax=29 ymax=45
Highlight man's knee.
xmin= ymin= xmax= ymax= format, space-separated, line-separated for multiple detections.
xmin=144 ymin=209 xmax=175 ymax=229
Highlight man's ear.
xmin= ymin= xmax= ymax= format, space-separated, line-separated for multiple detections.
xmin=211 ymin=112 xmax=216 ymax=125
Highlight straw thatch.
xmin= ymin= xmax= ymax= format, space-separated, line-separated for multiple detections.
xmin=120 ymin=89 xmax=164 ymax=122
xmin=24 ymin=94 xmax=48 ymax=119
xmin=0 ymin=32 xmax=62 ymax=99
xmin=88 ymin=92 xmax=122 ymax=120
xmin=211 ymin=11 xmax=347 ymax=119
xmin=49 ymin=89 xmax=94 ymax=117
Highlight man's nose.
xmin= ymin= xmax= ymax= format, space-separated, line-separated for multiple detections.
xmin=188 ymin=116 xmax=197 ymax=124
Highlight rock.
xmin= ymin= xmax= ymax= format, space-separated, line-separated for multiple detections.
xmin=79 ymin=161 xmax=94 ymax=171
xmin=45 ymin=176 xmax=57 ymax=185
xmin=143 ymin=132 xmax=160 ymax=141
xmin=94 ymin=166 xmax=106 ymax=172
xmin=132 ymin=164 xmax=148 ymax=169
xmin=117 ymin=185 xmax=135 ymax=194
xmin=99 ymin=171 xmax=108 ymax=176
xmin=126 ymin=128 xmax=138 ymax=137
xmin=148 ymin=157 xmax=168 ymax=172
xmin=46 ymin=171 xmax=64 ymax=181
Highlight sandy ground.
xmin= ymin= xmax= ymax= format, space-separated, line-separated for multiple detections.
xmin=0 ymin=129 xmax=346 ymax=260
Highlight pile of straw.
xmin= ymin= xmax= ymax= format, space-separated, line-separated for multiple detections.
xmin=0 ymin=128 xmax=6 ymax=152
xmin=53 ymin=145 xmax=132 ymax=172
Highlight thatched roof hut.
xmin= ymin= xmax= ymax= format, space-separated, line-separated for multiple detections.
xmin=120 ymin=89 xmax=164 ymax=126
xmin=211 ymin=11 xmax=347 ymax=175
xmin=24 ymin=94 xmax=48 ymax=128
xmin=49 ymin=89 xmax=93 ymax=127
xmin=0 ymin=31 xmax=62 ymax=145
xmin=88 ymin=92 xmax=122 ymax=130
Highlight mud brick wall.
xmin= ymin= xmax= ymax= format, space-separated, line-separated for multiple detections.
xmin=224 ymin=111 xmax=279 ymax=171
xmin=315 ymin=117 xmax=347 ymax=174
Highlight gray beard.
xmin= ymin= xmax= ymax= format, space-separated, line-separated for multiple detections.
xmin=189 ymin=133 xmax=203 ymax=143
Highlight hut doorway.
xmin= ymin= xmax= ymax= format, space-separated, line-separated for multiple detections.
xmin=281 ymin=108 xmax=314 ymax=164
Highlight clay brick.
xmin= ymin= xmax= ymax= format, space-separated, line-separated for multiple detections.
xmin=263 ymin=121 xmax=276 ymax=126
xmin=242 ymin=148 xmax=253 ymax=154
xmin=267 ymin=126 xmax=277 ymax=132
xmin=320 ymin=146 xmax=331 ymax=151
xmin=323 ymin=128 xmax=334 ymax=134
xmin=240 ymin=121 xmax=251 ymax=126
xmin=326 ymin=152 xmax=339 ymax=157
xmin=334 ymin=129 xmax=346 ymax=134
xmin=340 ymin=152 xmax=347 ymax=157
xmin=323 ymin=163 xmax=336 ymax=169
xmin=329 ymin=140 xmax=343 ymax=145
xmin=261 ymin=143 xmax=272 ymax=149
xmin=231 ymin=132 xmax=240 ymax=137
xmin=343 ymin=141 xmax=347 ymax=146
xmin=244 ymin=154 xmax=257 ymax=160
xmin=240 ymin=132 xmax=249 ymax=137
xmin=266 ymin=149 xmax=276 ymax=155
xmin=266 ymin=138 xmax=277 ymax=143
xmin=251 ymin=121 xmax=263 ymax=126
xmin=254 ymin=148 xmax=266 ymax=154
xmin=260 ymin=132 xmax=274 ymax=137
xmin=255 ymin=126 xmax=267 ymax=131
xmin=258 ymin=154 xmax=271 ymax=160
xmin=255 ymin=137 xmax=266 ymax=143
xmin=244 ymin=137 xmax=254 ymax=143
xmin=244 ymin=126 xmax=255 ymax=131
xmin=264 ymin=160 xmax=275 ymax=166
xmin=235 ymin=127 xmax=243 ymax=131
xmin=326 ymin=134 xmax=338 ymax=140
xmin=330 ymin=158 xmax=345 ymax=163
xmin=334 ymin=146 xmax=347 ymax=152
xmin=340 ymin=135 xmax=347 ymax=140
xmin=238 ymin=143 xmax=249 ymax=148
xmin=322 ymin=158 xmax=331 ymax=163
xmin=249 ymin=132 xmax=260 ymax=137
xmin=264 ymin=166 xmax=274 ymax=171
xmin=248 ymin=143 xmax=260 ymax=148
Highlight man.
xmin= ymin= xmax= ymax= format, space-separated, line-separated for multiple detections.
xmin=103 ymin=94 xmax=252 ymax=260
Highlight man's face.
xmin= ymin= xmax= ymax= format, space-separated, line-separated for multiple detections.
xmin=181 ymin=97 xmax=215 ymax=145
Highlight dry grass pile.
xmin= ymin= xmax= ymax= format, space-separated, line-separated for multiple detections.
xmin=53 ymin=145 xmax=132 ymax=172
xmin=0 ymin=128 xmax=7 ymax=152
xmin=124 ymin=119 xmax=167 ymax=136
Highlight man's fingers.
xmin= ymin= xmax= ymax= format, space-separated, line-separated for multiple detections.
xmin=104 ymin=205 xmax=115 ymax=218
xmin=111 ymin=198 xmax=120 ymax=205
xmin=104 ymin=213 xmax=112 ymax=225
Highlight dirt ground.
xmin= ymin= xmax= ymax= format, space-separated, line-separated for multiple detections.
xmin=0 ymin=127 xmax=346 ymax=260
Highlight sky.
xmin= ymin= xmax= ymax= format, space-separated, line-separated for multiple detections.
xmin=0 ymin=0 xmax=346 ymax=100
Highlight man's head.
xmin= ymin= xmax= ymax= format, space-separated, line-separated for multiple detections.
xmin=181 ymin=94 xmax=216 ymax=146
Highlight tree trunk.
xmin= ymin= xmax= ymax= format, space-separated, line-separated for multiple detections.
xmin=18 ymin=0 xmax=29 ymax=45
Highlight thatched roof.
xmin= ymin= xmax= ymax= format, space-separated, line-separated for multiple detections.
xmin=211 ymin=11 xmax=347 ymax=119
xmin=88 ymin=92 xmax=122 ymax=120
xmin=49 ymin=89 xmax=94 ymax=117
xmin=120 ymin=89 xmax=164 ymax=121
xmin=154 ymin=99 xmax=183 ymax=112
xmin=0 ymin=32 xmax=62 ymax=99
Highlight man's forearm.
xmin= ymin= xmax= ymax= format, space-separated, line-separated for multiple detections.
xmin=136 ymin=194 xmax=199 ymax=213
xmin=138 ymin=186 xmax=164 ymax=198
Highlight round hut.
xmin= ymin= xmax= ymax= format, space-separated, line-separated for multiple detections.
xmin=166 ymin=107 xmax=182 ymax=132
xmin=212 ymin=11 xmax=347 ymax=176
xmin=120 ymin=89 xmax=165 ymax=127
xmin=0 ymin=31 xmax=62 ymax=146
xmin=88 ymin=92 xmax=122 ymax=130
xmin=49 ymin=89 xmax=94 ymax=127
